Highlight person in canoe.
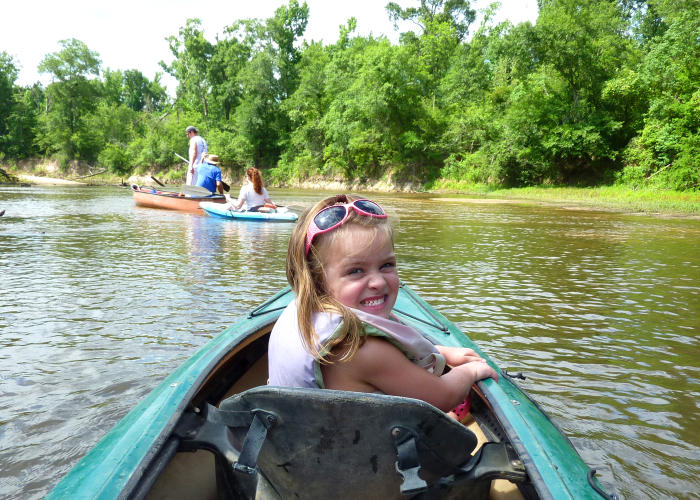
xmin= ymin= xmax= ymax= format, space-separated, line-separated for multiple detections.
xmin=268 ymin=194 xmax=498 ymax=420
xmin=225 ymin=167 xmax=277 ymax=212
xmin=195 ymin=153 xmax=224 ymax=195
xmin=185 ymin=125 xmax=207 ymax=185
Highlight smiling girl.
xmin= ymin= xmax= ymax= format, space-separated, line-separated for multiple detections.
xmin=268 ymin=194 xmax=497 ymax=414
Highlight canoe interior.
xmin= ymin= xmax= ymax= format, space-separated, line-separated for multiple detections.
xmin=139 ymin=324 xmax=531 ymax=500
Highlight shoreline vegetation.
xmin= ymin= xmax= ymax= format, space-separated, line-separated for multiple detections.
xmin=3 ymin=164 xmax=698 ymax=218
xmin=1 ymin=2 xmax=697 ymax=214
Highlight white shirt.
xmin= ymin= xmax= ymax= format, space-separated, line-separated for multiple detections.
xmin=237 ymin=183 xmax=270 ymax=209
xmin=189 ymin=135 xmax=208 ymax=167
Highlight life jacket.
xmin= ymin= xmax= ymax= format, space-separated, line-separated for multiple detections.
xmin=268 ymin=300 xmax=446 ymax=389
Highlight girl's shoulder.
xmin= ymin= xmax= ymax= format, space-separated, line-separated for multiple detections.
xmin=281 ymin=299 xmax=344 ymax=339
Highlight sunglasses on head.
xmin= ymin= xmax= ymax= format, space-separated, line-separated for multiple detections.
xmin=305 ymin=199 xmax=387 ymax=255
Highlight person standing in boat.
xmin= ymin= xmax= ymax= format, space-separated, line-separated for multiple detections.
xmin=195 ymin=153 xmax=224 ymax=195
xmin=226 ymin=167 xmax=277 ymax=212
xmin=268 ymin=194 xmax=497 ymax=418
xmin=185 ymin=125 xmax=207 ymax=185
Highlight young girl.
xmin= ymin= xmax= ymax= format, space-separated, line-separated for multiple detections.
xmin=268 ymin=194 xmax=497 ymax=414
xmin=226 ymin=167 xmax=277 ymax=212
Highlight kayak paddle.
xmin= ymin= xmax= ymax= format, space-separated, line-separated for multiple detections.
xmin=180 ymin=184 xmax=217 ymax=197
xmin=151 ymin=176 xmax=166 ymax=187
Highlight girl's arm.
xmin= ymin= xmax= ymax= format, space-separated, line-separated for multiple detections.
xmin=436 ymin=345 xmax=485 ymax=367
xmin=232 ymin=186 xmax=246 ymax=209
xmin=321 ymin=337 xmax=497 ymax=412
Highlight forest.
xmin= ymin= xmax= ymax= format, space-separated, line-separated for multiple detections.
xmin=0 ymin=0 xmax=697 ymax=191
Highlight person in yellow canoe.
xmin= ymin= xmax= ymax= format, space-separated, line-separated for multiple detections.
xmin=225 ymin=167 xmax=277 ymax=212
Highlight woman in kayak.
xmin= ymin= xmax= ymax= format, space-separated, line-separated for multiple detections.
xmin=226 ymin=167 xmax=277 ymax=212
xmin=268 ymin=194 xmax=497 ymax=417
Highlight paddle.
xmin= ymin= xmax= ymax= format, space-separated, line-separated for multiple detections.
xmin=180 ymin=184 xmax=218 ymax=197
xmin=175 ymin=152 xmax=230 ymax=192
xmin=150 ymin=176 xmax=166 ymax=187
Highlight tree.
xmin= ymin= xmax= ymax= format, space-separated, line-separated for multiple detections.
xmin=265 ymin=0 xmax=309 ymax=100
xmin=209 ymin=23 xmax=254 ymax=121
xmin=500 ymin=0 xmax=637 ymax=184
xmin=620 ymin=3 xmax=700 ymax=190
xmin=38 ymin=38 xmax=102 ymax=162
xmin=162 ymin=19 xmax=214 ymax=118
xmin=103 ymin=68 xmax=168 ymax=112
xmin=277 ymin=40 xmax=332 ymax=178
xmin=387 ymin=0 xmax=476 ymax=98
xmin=0 ymin=52 xmax=18 ymax=157
xmin=234 ymin=50 xmax=281 ymax=166
xmin=386 ymin=0 xmax=476 ymax=42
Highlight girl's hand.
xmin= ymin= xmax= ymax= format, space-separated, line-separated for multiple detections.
xmin=451 ymin=359 xmax=499 ymax=387
xmin=437 ymin=346 xmax=484 ymax=367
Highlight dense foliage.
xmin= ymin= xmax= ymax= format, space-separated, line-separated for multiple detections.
xmin=0 ymin=0 xmax=697 ymax=190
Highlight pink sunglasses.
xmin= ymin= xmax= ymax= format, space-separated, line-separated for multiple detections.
xmin=305 ymin=199 xmax=387 ymax=255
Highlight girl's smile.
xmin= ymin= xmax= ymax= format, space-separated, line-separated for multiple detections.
xmin=320 ymin=226 xmax=399 ymax=318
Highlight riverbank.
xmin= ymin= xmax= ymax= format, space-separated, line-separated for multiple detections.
xmin=3 ymin=165 xmax=698 ymax=217
xmin=429 ymin=185 xmax=700 ymax=217
xmin=16 ymin=174 xmax=87 ymax=186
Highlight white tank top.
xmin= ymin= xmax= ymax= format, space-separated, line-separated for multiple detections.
xmin=268 ymin=300 xmax=446 ymax=388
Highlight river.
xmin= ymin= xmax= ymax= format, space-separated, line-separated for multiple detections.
xmin=0 ymin=185 xmax=698 ymax=499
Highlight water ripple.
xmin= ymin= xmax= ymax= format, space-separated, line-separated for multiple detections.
xmin=1 ymin=188 xmax=699 ymax=499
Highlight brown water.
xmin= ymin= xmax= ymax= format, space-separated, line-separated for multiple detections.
xmin=0 ymin=185 xmax=698 ymax=499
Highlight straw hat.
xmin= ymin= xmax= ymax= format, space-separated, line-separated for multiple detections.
xmin=206 ymin=154 xmax=220 ymax=165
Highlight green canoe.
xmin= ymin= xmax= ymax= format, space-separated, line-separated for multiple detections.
xmin=48 ymin=284 xmax=617 ymax=500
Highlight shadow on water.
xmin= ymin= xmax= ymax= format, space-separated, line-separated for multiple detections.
xmin=0 ymin=186 xmax=698 ymax=499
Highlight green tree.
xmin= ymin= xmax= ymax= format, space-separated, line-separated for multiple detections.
xmin=162 ymin=19 xmax=214 ymax=117
xmin=123 ymin=69 xmax=168 ymax=112
xmin=318 ymin=35 xmax=437 ymax=179
xmin=277 ymin=40 xmax=332 ymax=178
xmin=387 ymin=0 xmax=476 ymax=98
xmin=38 ymin=38 xmax=102 ymax=163
xmin=209 ymin=22 xmax=254 ymax=121
xmin=500 ymin=0 xmax=636 ymax=184
xmin=103 ymin=68 xmax=169 ymax=112
xmin=7 ymin=86 xmax=41 ymax=159
xmin=0 ymin=54 xmax=39 ymax=159
xmin=222 ymin=2 xmax=310 ymax=167
xmin=234 ymin=50 xmax=280 ymax=166
xmin=438 ymin=13 xmax=530 ymax=184
xmin=266 ymin=0 xmax=309 ymax=100
xmin=0 ymin=52 xmax=18 ymax=157
xmin=620 ymin=3 xmax=700 ymax=190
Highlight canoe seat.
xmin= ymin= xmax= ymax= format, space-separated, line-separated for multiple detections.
xmin=174 ymin=386 xmax=526 ymax=499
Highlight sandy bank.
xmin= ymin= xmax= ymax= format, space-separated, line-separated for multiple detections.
xmin=17 ymin=174 xmax=87 ymax=186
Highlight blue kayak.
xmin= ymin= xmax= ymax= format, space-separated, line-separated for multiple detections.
xmin=200 ymin=201 xmax=298 ymax=222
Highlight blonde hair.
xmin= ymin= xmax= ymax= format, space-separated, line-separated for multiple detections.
xmin=286 ymin=194 xmax=394 ymax=363
xmin=247 ymin=167 xmax=264 ymax=195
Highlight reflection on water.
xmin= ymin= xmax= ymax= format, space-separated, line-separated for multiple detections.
xmin=0 ymin=186 xmax=698 ymax=499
